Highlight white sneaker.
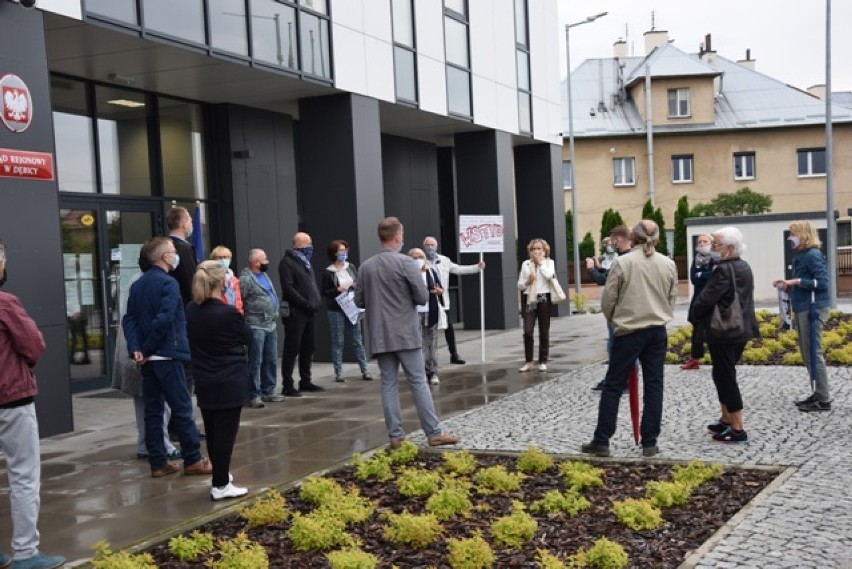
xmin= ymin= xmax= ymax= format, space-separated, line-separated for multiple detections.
xmin=519 ymin=363 xmax=534 ymax=372
xmin=211 ymin=482 xmax=248 ymax=501
xmin=538 ymin=363 xmax=547 ymax=372
xmin=429 ymin=375 xmax=440 ymax=385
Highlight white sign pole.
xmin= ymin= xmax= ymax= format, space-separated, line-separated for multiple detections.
xmin=480 ymin=251 xmax=485 ymax=363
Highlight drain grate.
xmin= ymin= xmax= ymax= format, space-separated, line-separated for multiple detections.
xmin=79 ymin=390 xmax=132 ymax=399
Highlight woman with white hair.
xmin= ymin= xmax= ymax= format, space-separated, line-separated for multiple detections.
xmin=690 ymin=226 xmax=759 ymax=444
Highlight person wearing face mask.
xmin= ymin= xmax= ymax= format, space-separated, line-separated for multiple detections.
xmin=240 ymin=249 xmax=285 ymax=408
xmin=421 ymin=236 xmax=485 ymax=366
xmin=691 ymin=227 xmax=759 ymax=444
xmin=772 ymin=220 xmax=831 ymax=412
xmin=681 ymin=233 xmax=717 ymax=370
xmin=321 ymin=240 xmax=372 ymax=383
xmin=210 ymin=246 xmax=243 ymax=315
xmin=278 ymin=232 xmax=324 ymax=396
xmin=517 ymin=238 xmax=558 ymax=372
xmin=409 ymin=247 xmax=444 ymax=384
xmin=165 ymin=207 xmax=198 ymax=306
xmin=122 ymin=237 xmax=213 ymax=478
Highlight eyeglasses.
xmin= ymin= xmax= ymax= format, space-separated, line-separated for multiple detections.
xmin=530 ymin=247 xmax=543 ymax=251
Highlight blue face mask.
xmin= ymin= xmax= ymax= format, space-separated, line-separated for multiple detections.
xmin=397 ymin=241 xmax=404 ymax=253
xmin=296 ymin=246 xmax=313 ymax=262
xmin=336 ymin=252 xmax=348 ymax=263
xmin=424 ymin=245 xmax=437 ymax=260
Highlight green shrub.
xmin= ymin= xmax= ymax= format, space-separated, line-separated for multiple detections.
xmin=755 ymin=309 xmax=773 ymax=321
xmin=397 ymin=468 xmax=441 ymax=498
xmin=447 ymin=531 xmax=495 ymax=569
xmin=758 ymin=323 xmax=777 ymax=338
xmin=287 ymin=511 xmax=352 ymax=551
xmin=168 ymin=531 xmax=214 ymax=561
xmin=239 ymin=489 xmax=289 ymax=528
xmin=680 ymin=342 xmax=692 ymax=355
xmin=699 ymin=353 xmax=712 ymax=364
xmin=612 ymin=498 xmax=663 ymax=531
xmin=474 ymin=465 xmax=524 ymax=494
xmin=827 ymin=348 xmax=852 ymax=364
xmin=210 ymin=533 xmax=268 ymax=569
xmin=530 ymin=488 xmax=591 ymax=517
xmin=442 ymin=451 xmax=479 ymax=475
xmin=783 ymin=352 xmax=803 ymax=365
xmin=389 ymin=440 xmax=419 ymax=465
xmin=822 ymin=331 xmax=846 ymax=349
xmin=583 ymin=537 xmax=629 ymax=569
xmin=558 ymin=461 xmax=604 ymax=491
xmin=299 ymin=476 xmax=345 ymax=506
xmin=671 ymin=461 xmax=723 ymax=489
xmin=517 ymin=446 xmax=554 ymax=473
xmin=742 ymin=347 xmax=771 ymax=363
xmin=353 ymin=452 xmax=394 ymax=482
xmin=645 ymin=480 xmax=692 ymax=508
xmin=382 ymin=511 xmax=442 ymax=549
xmin=491 ymin=501 xmax=538 ymax=548
xmin=536 ymin=549 xmax=567 ymax=568
xmin=316 ymin=487 xmax=375 ymax=525
xmin=667 ymin=336 xmax=680 ymax=349
xmin=325 ymin=548 xmax=379 ymax=569
xmin=779 ymin=331 xmax=799 ymax=349
xmin=665 ymin=352 xmax=680 ymax=364
xmin=426 ymin=480 xmax=473 ymax=520
xmin=761 ymin=339 xmax=783 ymax=354
xmin=91 ymin=541 xmax=156 ymax=569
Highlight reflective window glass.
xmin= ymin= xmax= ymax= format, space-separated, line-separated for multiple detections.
xmin=518 ymin=91 xmax=531 ymax=133
xmin=51 ymin=78 xmax=97 ymax=194
xmin=95 ymin=86 xmax=151 ymax=196
xmin=392 ymin=0 xmax=414 ymax=47
xmin=85 ymin=0 xmax=138 ymax=24
xmin=159 ymin=98 xmax=207 ymax=200
xmin=447 ymin=66 xmax=471 ymax=117
xmin=250 ymin=1 xmax=298 ymax=69
xmin=444 ymin=17 xmax=469 ymax=68
xmin=444 ymin=0 xmax=465 ymax=17
xmin=299 ymin=0 xmax=327 ymax=14
xmin=141 ymin=0 xmax=205 ymax=44
xmin=394 ymin=47 xmax=417 ymax=103
xmin=210 ymin=0 xmax=249 ymax=56
xmin=514 ymin=0 xmax=527 ymax=47
xmin=300 ymin=12 xmax=331 ymax=78
xmin=516 ymin=50 xmax=530 ymax=91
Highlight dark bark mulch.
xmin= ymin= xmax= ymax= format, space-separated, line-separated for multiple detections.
xmin=148 ymin=454 xmax=778 ymax=568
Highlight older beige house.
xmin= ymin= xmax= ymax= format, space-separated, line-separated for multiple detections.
xmin=562 ymin=31 xmax=852 ymax=247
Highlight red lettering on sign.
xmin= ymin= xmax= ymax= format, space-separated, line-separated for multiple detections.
xmin=0 ymin=148 xmax=54 ymax=181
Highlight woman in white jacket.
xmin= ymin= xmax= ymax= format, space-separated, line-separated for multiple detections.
xmin=517 ymin=238 xmax=556 ymax=372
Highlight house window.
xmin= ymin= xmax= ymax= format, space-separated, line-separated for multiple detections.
xmin=613 ymin=157 xmax=635 ymax=186
xmin=562 ymin=160 xmax=572 ymax=189
xmin=672 ymin=155 xmax=693 ymax=183
xmin=797 ymin=148 xmax=826 ymax=177
xmin=392 ymin=0 xmax=417 ymax=104
xmin=667 ymin=88 xmax=690 ymax=118
xmin=515 ymin=0 xmax=531 ymax=134
xmin=444 ymin=1 xmax=471 ymax=118
xmin=733 ymin=152 xmax=756 ymax=180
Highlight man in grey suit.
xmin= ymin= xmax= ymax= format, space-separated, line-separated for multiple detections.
xmin=355 ymin=217 xmax=460 ymax=449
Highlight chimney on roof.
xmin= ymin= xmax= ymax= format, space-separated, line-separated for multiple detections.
xmin=613 ymin=38 xmax=628 ymax=58
xmin=643 ymin=29 xmax=669 ymax=54
xmin=808 ymin=84 xmax=827 ymax=100
xmin=736 ymin=48 xmax=756 ymax=70
xmin=699 ymin=33 xmax=716 ymax=64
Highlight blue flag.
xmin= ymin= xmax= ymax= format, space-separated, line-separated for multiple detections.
xmin=192 ymin=205 xmax=203 ymax=262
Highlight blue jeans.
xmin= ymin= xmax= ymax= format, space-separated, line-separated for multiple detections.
xmin=795 ymin=308 xmax=830 ymax=401
xmin=249 ymin=327 xmax=278 ymax=397
xmin=376 ymin=349 xmax=442 ymax=441
xmin=593 ymin=326 xmax=667 ymax=448
xmin=327 ymin=311 xmax=368 ymax=376
xmin=0 ymin=404 xmax=40 ymax=558
xmin=141 ymin=360 xmax=202 ymax=469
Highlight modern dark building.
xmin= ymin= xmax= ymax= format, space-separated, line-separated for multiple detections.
xmin=0 ymin=0 xmax=565 ymax=436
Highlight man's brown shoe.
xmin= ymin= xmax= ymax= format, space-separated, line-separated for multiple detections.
xmin=428 ymin=434 xmax=460 ymax=447
xmin=389 ymin=438 xmax=406 ymax=450
xmin=184 ymin=457 xmax=213 ymax=475
xmin=151 ymin=462 xmax=180 ymax=478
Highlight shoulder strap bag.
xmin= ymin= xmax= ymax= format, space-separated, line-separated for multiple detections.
xmin=709 ymin=263 xmax=744 ymax=340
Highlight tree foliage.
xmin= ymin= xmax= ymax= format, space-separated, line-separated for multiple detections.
xmin=640 ymin=200 xmax=668 ymax=256
xmin=600 ymin=209 xmax=625 ymax=244
xmin=565 ymin=210 xmax=574 ymax=261
xmin=673 ymin=196 xmax=690 ymax=257
xmin=579 ymin=232 xmax=596 ymax=260
xmin=691 ymin=187 xmax=772 ymax=217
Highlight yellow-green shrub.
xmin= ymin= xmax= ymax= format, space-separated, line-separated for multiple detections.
xmin=822 ymin=331 xmax=846 ymax=349
xmin=779 ymin=331 xmax=799 ymax=349
xmin=645 ymin=480 xmax=692 ymax=508
xmin=783 ymin=352 xmax=804 ymax=365
xmin=239 ymin=489 xmax=289 ymax=528
xmin=517 ymin=446 xmax=554 ymax=473
xmin=426 ymin=480 xmax=473 ymax=520
xmin=755 ymin=309 xmax=773 ymax=321
xmin=491 ymin=501 xmax=538 ymax=548
xmin=536 ymin=549 xmax=567 ymax=568
xmin=558 ymin=461 xmax=604 ymax=491
xmin=325 ymin=548 xmax=379 ymax=569
xmin=742 ymin=347 xmax=771 ymax=363
xmin=299 ymin=476 xmax=344 ymax=506
xmin=680 ymin=342 xmax=692 ymax=355
xmin=168 ymin=531 xmax=214 ymax=561
xmin=612 ymin=498 xmax=662 ymax=531
xmin=667 ymin=336 xmax=680 ymax=349
xmin=671 ymin=461 xmax=723 ymax=488
xmin=761 ymin=339 xmax=783 ymax=354
xmin=90 ymin=541 xmax=156 ymax=569
xmin=665 ymin=352 xmax=680 ymax=364
xmin=699 ymin=353 xmax=712 ymax=365
xmin=758 ymin=323 xmax=776 ymax=338
xmin=583 ymin=537 xmax=629 ymax=569
xmin=389 ymin=440 xmax=419 ymax=465
xmin=442 ymin=451 xmax=479 ymax=475
xmin=353 ymin=452 xmax=394 ymax=482
xmin=316 ymin=488 xmax=375 ymax=525
xmin=382 ymin=511 xmax=442 ymax=549
xmin=210 ymin=533 xmax=268 ymax=569
xmin=396 ymin=468 xmax=441 ymax=498
xmin=447 ymin=531 xmax=495 ymax=569
xmin=287 ymin=511 xmax=352 ymax=551
xmin=827 ymin=348 xmax=852 ymax=365
xmin=474 ymin=465 xmax=524 ymax=494
xmin=529 ymin=489 xmax=591 ymax=517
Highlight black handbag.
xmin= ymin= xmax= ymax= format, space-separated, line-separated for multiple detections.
xmin=709 ymin=263 xmax=744 ymax=340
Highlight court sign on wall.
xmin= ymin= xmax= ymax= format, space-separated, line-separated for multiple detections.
xmin=1 ymin=74 xmax=32 ymax=133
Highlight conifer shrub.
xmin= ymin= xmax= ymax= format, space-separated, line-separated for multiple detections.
xmin=316 ymin=487 xmax=375 ymax=525
xmin=827 ymin=348 xmax=852 ymax=365
xmin=517 ymin=446 xmax=554 ymax=473
xmin=287 ymin=511 xmax=352 ymax=551
xmin=582 ymin=537 xmax=629 ymax=569
xmin=447 ymin=531 xmax=495 ymax=569
xmin=90 ymin=541 xmax=156 ymax=569
xmin=353 ymin=452 xmax=394 ymax=482
xmin=396 ymin=468 xmax=441 ymax=498
xmin=388 ymin=440 xmax=420 ymax=465
xmin=442 ymin=450 xmax=479 ymax=475
xmin=742 ymin=347 xmax=771 ymax=363
xmin=210 ymin=533 xmax=268 ymax=569
xmin=426 ymin=479 xmax=473 ymax=520
xmin=761 ymin=339 xmax=783 ymax=354
xmin=239 ymin=489 xmax=289 ymax=528
xmin=612 ymin=498 xmax=663 ymax=531
xmin=758 ymin=323 xmax=776 ymax=338
xmin=529 ymin=488 xmax=591 ymax=517
xmin=671 ymin=460 xmax=723 ymax=489
xmin=168 ymin=531 xmax=215 ymax=561
xmin=474 ymin=465 xmax=524 ymax=494
xmin=382 ymin=511 xmax=442 ymax=549
xmin=536 ymin=549 xmax=567 ymax=568
xmin=299 ymin=476 xmax=345 ymax=506
xmin=645 ymin=480 xmax=692 ymax=508
xmin=325 ymin=548 xmax=379 ymax=569
xmin=490 ymin=501 xmax=538 ymax=548
xmin=558 ymin=461 xmax=604 ymax=491
xmin=665 ymin=352 xmax=680 ymax=364
xmin=783 ymin=352 xmax=803 ymax=365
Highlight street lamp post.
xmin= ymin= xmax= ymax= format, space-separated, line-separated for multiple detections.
xmin=565 ymin=11 xmax=607 ymax=296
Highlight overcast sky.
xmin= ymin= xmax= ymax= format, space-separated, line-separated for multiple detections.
xmin=557 ymin=0 xmax=852 ymax=93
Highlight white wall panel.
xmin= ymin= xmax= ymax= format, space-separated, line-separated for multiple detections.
xmin=495 ymin=83 xmax=519 ymax=134
xmin=414 ymin=0 xmax=444 ymax=61
xmin=417 ymin=54 xmax=447 ymax=115
xmin=468 ymin=1 xmax=495 ymax=82
xmin=472 ymin=75 xmax=498 ymax=130
xmin=491 ymin=0 xmax=516 ymax=88
xmin=362 ymin=0 xmax=392 ymax=42
xmin=331 ymin=0 xmax=364 ymax=31
xmin=40 ymin=0 xmax=82 ymax=19
xmin=332 ymin=23 xmax=368 ymax=95
xmin=364 ymin=36 xmax=395 ymax=102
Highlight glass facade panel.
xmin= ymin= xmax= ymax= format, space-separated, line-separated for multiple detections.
xmin=394 ymin=47 xmax=417 ymax=103
xmin=811 ymin=149 xmax=826 ymax=174
xmin=250 ymin=1 xmax=298 ymax=69
xmin=95 ymin=86 xmax=151 ymax=197
xmin=85 ymin=0 xmax=138 ymax=24
xmin=562 ymin=160 xmax=572 ymax=189
xmin=447 ymin=66 xmax=471 ymax=117
xmin=159 ymin=98 xmax=207 ymax=200
xmin=444 ymin=0 xmax=465 ymax=16
xmin=52 ymin=78 xmax=97 ymax=194
xmin=210 ymin=0 xmax=250 ymax=56
xmin=300 ymin=12 xmax=331 ymax=78
xmin=514 ymin=0 xmax=527 ymax=47
xmin=142 ymin=0 xmax=204 ymax=44
xmin=518 ymin=91 xmax=531 ymax=133
xmin=392 ymin=0 xmax=414 ymax=47
xmin=444 ymin=17 xmax=469 ymax=67
xmin=299 ymin=0 xmax=327 ymax=14
xmin=516 ymin=50 xmax=530 ymax=91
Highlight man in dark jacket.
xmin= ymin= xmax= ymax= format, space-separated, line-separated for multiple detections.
xmin=0 ymin=243 xmax=66 ymax=569
xmin=166 ymin=206 xmax=198 ymax=306
xmin=123 ymin=237 xmax=212 ymax=478
xmin=278 ymin=232 xmax=324 ymax=396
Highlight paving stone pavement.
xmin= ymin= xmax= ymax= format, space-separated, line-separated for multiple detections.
xmin=408 ymin=362 xmax=852 ymax=567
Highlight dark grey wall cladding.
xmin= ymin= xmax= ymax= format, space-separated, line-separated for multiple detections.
xmin=0 ymin=3 xmax=72 ymax=436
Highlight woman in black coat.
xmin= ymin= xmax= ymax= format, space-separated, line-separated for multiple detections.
xmin=186 ymin=260 xmax=252 ymax=501
xmin=690 ymin=227 xmax=759 ymax=444
xmin=682 ymin=233 xmax=716 ymax=370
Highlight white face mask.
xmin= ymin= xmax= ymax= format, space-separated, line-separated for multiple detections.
xmin=697 ymin=245 xmax=711 ymax=255
xmin=414 ymin=259 xmax=425 ymax=269
xmin=788 ymin=235 xmax=801 ymax=248
xmin=220 ymin=258 xmax=231 ymax=270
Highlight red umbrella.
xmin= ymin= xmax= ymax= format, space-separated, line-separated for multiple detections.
xmin=628 ymin=364 xmax=640 ymax=445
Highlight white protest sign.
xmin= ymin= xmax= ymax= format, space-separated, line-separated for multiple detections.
xmin=458 ymin=215 xmax=504 ymax=253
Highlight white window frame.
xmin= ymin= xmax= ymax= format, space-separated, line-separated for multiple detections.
xmin=612 ymin=157 xmax=635 ymax=187
xmin=672 ymin=155 xmax=693 ymax=184
xmin=667 ymin=88 xmax=691 ymax=118
xmin=733 ymin=151 xmax=756 ymax=181
xmin=797 ymin=148 xmax=826 ymax=178
xmin=562 ymin=159 xmax=572 ymax=189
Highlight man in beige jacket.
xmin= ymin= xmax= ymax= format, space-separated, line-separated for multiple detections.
xmin=581 ymin=220 xmax=678 ymax=459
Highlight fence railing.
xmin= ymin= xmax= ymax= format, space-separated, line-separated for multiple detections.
xmin=839 ymin=247 xmax=852 ymax=276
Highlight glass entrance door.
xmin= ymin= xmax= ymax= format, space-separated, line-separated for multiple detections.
xmin=59 ymin=200 xmax=162 ymax=391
